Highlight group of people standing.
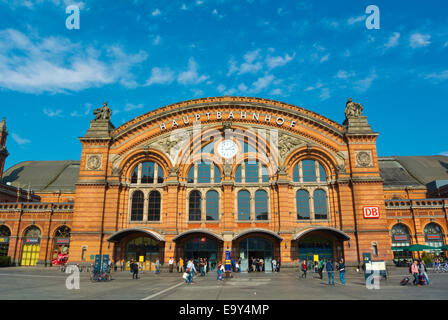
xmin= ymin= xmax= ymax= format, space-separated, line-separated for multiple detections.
xmin=300 ymin=258 xmax=346 ymax=285
xmin=410 ymin=259 xmax=430 ymax=286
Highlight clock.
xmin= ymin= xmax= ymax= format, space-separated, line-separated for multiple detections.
xmin=217 ymin=139 xmax=238 ymax=159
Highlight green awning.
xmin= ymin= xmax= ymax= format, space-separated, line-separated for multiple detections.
xmin=439 ymin=245 xmax=448 ymax=251
xmin=391 ymin=246 xmax=409 ymax=251
xmin=404 ymin=244 xmax=435 ymax=251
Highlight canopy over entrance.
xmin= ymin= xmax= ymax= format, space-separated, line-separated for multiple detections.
xmin=172 ymin=229 xmax=224 ymax=242
xmin=233 ymin=228 xmax=283 ymax=241
xmin=107 ymin=228 xmax=165 ymax=242
xmin=292 ymin=227 xmax=351 ymax=241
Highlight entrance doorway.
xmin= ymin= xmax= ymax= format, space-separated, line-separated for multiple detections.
xmin=21 ymin=226 xmax=41 ymax=266
xmin=184 ymin=237 xmax=218 ymax=271
xmin=298 ymin=234 xmax=334 ymax=262
xmin=238 ymin=237 xmax=273 ymax=272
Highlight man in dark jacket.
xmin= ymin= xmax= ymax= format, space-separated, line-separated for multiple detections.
xmin=326 ymin=259 xmax=334 ymax=285
xmin=338 ymin=258 xmax=346 ymax=285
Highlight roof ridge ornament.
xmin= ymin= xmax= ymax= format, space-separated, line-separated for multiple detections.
xmin=343 ymin=98 xmax=374 ymax=135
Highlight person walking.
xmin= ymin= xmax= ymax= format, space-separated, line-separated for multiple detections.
xmin=272 ymin=258 xmax=277 ymax=272
xmin=338 ymin=258 xmax=346 ymax=285
xmin=326 ymin=259 xmax=335 ymax=285
xmin=199 ymin=258 xmax=205 ymax=277
xmin=251 ymin=258 xmax=256 ymax=272
xmin=131 ymin=259 xmax=139 ymax=279
xmin=435 ymin=257 xmax=440 ymax=272
xmin=235 ymin=260 xmax=240 ymax=273
xmin=419 ymin=260 xmax=430 ymax=286
xmin=318 ymin=259 xmax=324 ymax=280
xmin=179 ymin=257 xmax=184 ymax=273
xmin=185 ymin=259 xmax=196 ymax=285
xmin=231 ymin=258 xmax=236 ymax=272
xmin=168 ymin=257 xmax=174 ymax=273
xmin=411 ymin=260 xmax=419 ymax=285
xmin=217 ymin=262 xmax=224 ymax=281
xmin=155 ymin=259 xmax=160 ymax=274
xmin=301 ymin=259 xmax=307 ymax=278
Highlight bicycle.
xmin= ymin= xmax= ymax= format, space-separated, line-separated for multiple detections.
xmin=90 ymin=270 xmax=112 ymax=282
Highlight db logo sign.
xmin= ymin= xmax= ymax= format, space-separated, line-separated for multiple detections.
xmin=363 ymin=206 xmax=380 ymax=219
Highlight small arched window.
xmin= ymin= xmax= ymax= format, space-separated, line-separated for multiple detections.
xmin=296 ymin=190 xmax=310 ymax=220
xmin=302 ymin=160 xmax=316 ymax=182
xmin=313 ymin=189 xmax=327 ymax=219
xmin=255 ymin=190 xmax=268 ymax=220
xmin=292 ymin=160 xmax=327 ymax=183
xmin=206 ymin=190 xmax=219 ymax=221
xmin=238 ymin=190 xmax=251 ymax=221
xmin=148 ymin=191 xmax=161 ymax=221
xmin=54 ymin=226 xmax=71 ymax=238
xmin=131 ymin=191 xmax=144 ymax=221
xmin=424 ymin=223 xmax=443 ymax=247
xmin=132 ymin=162 xmax=164 ymax=184
xmin=189 ymin=191 xmax=202 ymax=221
xmin=24 ymin=226 xmax=41 ymax=238
xmin=197 ymin=162 xmax=211 ymax=183
xmin=245 ymin=160 xmax=259 ymax=183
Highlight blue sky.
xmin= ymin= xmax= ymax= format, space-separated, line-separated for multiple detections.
xmin=0 ymin=0 xmax=447 ymax=169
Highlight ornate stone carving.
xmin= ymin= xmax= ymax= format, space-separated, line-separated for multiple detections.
xmin=86 ymin=154 xmax=102 ymax=171
xmin=335 ymin=163 xmax=346 ymax=174
xmin=355 ymin=150 xmax=373 ymax=167
xmin=223 ymin=164 xmax=233 ymax=177
xmin=168 ymin=167 xmax=179 ymax=177
xmin=277 ymin=165 xmax=287 ymax=175
xmin=93 ymin=102 xmax=112 ymax=121
xmin=344 ymin=98 xmax=363 ymax=119
xmin=278 ymin=133 xmax=303 ymax=160
xmin=222 ymin=121 xmax=232 ymax=130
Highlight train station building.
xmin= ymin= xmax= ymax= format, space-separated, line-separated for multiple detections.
xmin=0 ymin=96 xmax=447 ymax=270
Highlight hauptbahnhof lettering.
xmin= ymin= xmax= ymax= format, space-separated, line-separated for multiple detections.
xmin=0 ymin=96 xmax=447 ymax=270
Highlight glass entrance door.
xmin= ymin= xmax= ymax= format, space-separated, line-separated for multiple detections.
xmin=21 ymin=244 xmax=40 ymax=266
xmin=184 ymin=237 xmax=218 ymax=271
xmin=238 ymin=237 xmax=273 ymax=272
xmin=298 ymin=235 xmax=334 ymax=262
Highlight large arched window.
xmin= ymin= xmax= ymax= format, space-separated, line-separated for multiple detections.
xmin=238 ymin=190 xmax=251 ymax=220
xmin=189 ymin=191 xmax=202 ymax=221
xmin=391 ymin=223 xmax=412 ymax=260
xmin=313 ymin=189 xmax=327 ymax=219
xmin=54 ymin=226 xmax=71 ymax=256
xmin=131 ymin=162 xmax=164 ymax=184
xmin=235 ymin=160 xmax=269 ymax=184
xmin=197 ymin=162 xmax=211 ymax=183
xmin=296 ymin=190 xmax=310 ymax=220
xmin=0 ymin=225 xmax=11 ymax=257
xmin=206 ymin=190 xmax=219 ymax=221
xmin=292 ymin=160 xmax=327 ymax=183
xmin=255 ymin=190 xmax=268 ymax=220
xmin=131 ymin=191 xmax=144 ymax=221
xmin=187 ymin=162 xmax=221 ymax=184
xmin=424 ymin=223 xmax=444 ymax=248
xmin=148 ymin=191 xmax=161 ymax=221
xmin=24 ymin=226 xmax=41 ymax=238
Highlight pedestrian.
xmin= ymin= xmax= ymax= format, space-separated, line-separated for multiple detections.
xmin=155 ymin=259 xmax=160 ymax=274
xmin=131 ymin=259 xmax=139 ymax=279
xmin=179 ymin=257 xmax=184 ymax=273
xmin=301 ymin=259 xmax=307 ymax=278
xmin=260 ymin=258 xmax=264 ymax=272
xmin=318 ymin=259 xmax=324 ymax=280
xmin=200 ymin=258 xmax=205 ymax=276
xmin=435 ymin=257 xmax=440 ymax=272
xmin=185 ymin=259 xmax=196 ymax=284
xmin=326 ymin=259 xmax=334 ymax=285
xmin=217 ymin=262 xmax=224 ymax=281
xmin=338 ymin=258 xmax=346 ymax=285
xmin=272 ymin=258 xmax=277 ymax=272
xmin=235 ymin=260 xmax=240 ymax=272
xmin=411 ymin=259 xmax=419 ymax=285
xmin=204 ymin=258 xmax=208 ymax=274
xmin=231 ymin=258 xmax=236 ymax=272
xmin=168 ymin=257 xmax=174 ymax=273
xmin=277 ymin=260 xmax=281 ymax=272
xmin=251 ymin=257 xmax=256 ymax=272
xmin=419 ymin=260 xmax=430 ymax=286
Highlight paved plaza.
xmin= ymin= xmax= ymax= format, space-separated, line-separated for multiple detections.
xmin=0 ymin=267 xmax=447 ymax=300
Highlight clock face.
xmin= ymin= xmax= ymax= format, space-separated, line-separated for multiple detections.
xmin=217 ymin=140 xmax=238 ymax=159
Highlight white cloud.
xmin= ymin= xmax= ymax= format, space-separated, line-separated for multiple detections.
xmin=270 ymin=88 xmax=282 ymax=95
xmin=354 ymin=71 xmax=378 ymax=92
xmin=265 ymin=53 xmax=295 ymax=69
xmin=145 ymin=67 xmax=175 ymax=86
xmin=124 ymin=103 xmax=144 ymax=112
xmin=249 ymin=74 xmax=274 ymax=93
xmin=440 ymin=151 xmax=448 ymax=156
xmin=347 ymin=15 xmax=366 ymax=25
xmin=0 ymin=29 xmax=147 ymax=93
xmin=217 ymin=84 xmax=226 ymax=93
xmin=335 ymin=70 xmax=355 ymax=79
xmin=152 ymin=8 xmax=161 ymax=16
xmin=153 ymin=35 xmax=161 ymax=45
xmin=238 ymin=83 xmax=248 ymax=92
xmin=424 ymin=70 xmax=448 ymax=82
xmin=320 ymin=53 xmax=330 ymax=63
xmin=177 ymin=58 xmax=209 ymax=85
xmin=304 ymin=81 xmax=323 ymax=91
xmin=385 ymin=32 xmax=400 ymax=48
xmin=319 ymin=88 xmax=331 ymax=101
xmin=43 ymin=108 xmax=63 ymax=117
xmin=227 ymin=50 xmax=263 ymax=76
xmin=410 ymin=33 xmax=431 ymax=48
xmin=181 ymin=3 xmax=187 ymax=10
xmin=11 ymin=133 xmax=30 ymax=145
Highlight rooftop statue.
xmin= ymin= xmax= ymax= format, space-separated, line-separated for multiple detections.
xmin=93 ymin=102 xmax=112 ymax=121
xmin=344 ymin=98 xmax=363 ymax=118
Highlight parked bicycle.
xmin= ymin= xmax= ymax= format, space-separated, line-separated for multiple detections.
xmin=90 ymin=269 xmax=112 ymax=282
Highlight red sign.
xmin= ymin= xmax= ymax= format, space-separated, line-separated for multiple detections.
xmin=200 ymin=237 xmax=206 ymax=242
xmin=363 ymin=206 xmax=380 ymax=219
